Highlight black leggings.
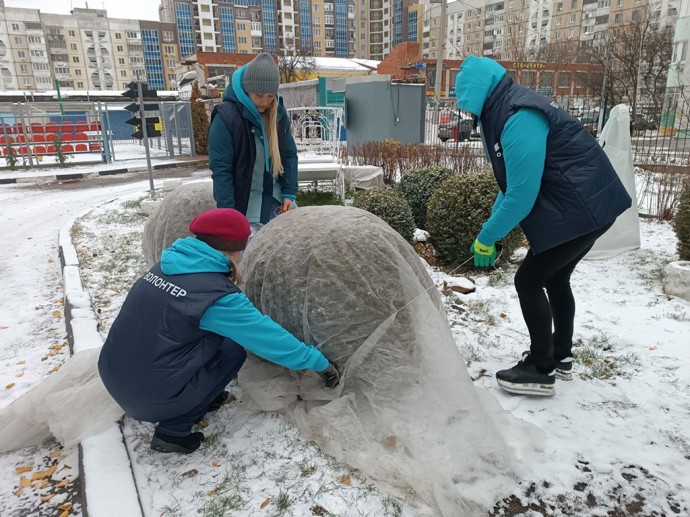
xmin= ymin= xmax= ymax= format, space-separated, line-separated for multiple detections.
xmin=514 ymin=223 xmax=613 ymax=372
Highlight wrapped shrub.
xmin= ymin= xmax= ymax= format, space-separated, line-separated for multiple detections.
xmin=352 ymin=188 xmax=415 ymax=241
xmin=427 ymin=172 xmax=524 ymax=267
xmin=397 ymin=166 xmax=454 ymax=230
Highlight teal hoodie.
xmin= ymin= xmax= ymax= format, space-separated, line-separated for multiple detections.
xmin=161 ymin=237 xmax=328 ymax=372
xmin=456 ymin=56 xmax=550 ymax=246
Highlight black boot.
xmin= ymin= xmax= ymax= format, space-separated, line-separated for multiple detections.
xmin=496 ymin=353 xmax=555 ymax=396
xmin=150 ymin=430 xmax=205 ymax=454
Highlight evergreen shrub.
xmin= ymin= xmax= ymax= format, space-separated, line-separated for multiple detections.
xmin=296 ymin=190 xmax=343 ymax=207
xmin=427 ymin=172 xmax=525 ymax=267
xmin=352 ymin=188 xmax=415 ymax=241
xmin=397 ymin=166 xmax=454 ymax=230
xmin=674 ymin=181 xmax=690 ymax=260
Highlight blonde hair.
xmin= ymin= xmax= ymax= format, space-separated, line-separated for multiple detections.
xmin=227 ymin=255 xmax=243 ymax=285
xmin=262 ymin=99 xmax=284 ymax=177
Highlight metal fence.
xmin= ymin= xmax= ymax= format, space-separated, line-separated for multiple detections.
xmin=0 ymin=100 xmax=195 ymax=167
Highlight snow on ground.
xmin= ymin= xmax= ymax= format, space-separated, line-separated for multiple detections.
xmin=1 ymin=176 xmax=689 ymax=516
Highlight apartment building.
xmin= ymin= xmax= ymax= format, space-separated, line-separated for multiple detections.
xmin=0 ymin=3 xmax=179 ymax=91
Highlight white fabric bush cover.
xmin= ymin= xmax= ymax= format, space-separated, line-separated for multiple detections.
xmin=586 ymin=104 xmax=641 ymax=260
xmin=238 ymin=205 xmax=540 ymax=516
xmin=663 ymin=261 xmax=690 ymax=301
xmin=142 ymin=179 xmax=216 ymax=266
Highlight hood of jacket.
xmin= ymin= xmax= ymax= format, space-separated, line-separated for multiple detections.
xmin=160 ymin=237 xmax=232 ymax=276
xmin=455 ymin=55 xmax=507 ymax=117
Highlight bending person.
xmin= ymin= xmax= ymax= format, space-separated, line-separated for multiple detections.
xmin=98 ymin=208 xmax=338 ymax=454
xmin=209 ymin=53 xmax=297 ymax=227
xmin=457 ymin=56 xmax=631 ymax=396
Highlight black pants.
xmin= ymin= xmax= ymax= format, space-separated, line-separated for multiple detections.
xmin=514 ymin=222 xmax=614 ymax=373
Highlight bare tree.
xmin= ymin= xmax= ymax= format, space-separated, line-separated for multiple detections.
xmin=278 ymin=49 xmax=318 ymax=84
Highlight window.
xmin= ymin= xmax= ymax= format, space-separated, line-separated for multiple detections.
xmin=314 ymin=28 xmax=321 ymax=36
xmin=115 ymin=45 xmax=122 ymax=52
xmin=77 ymin=82 xmax=84 ymax=88
xmin=557 ymin=2 xmax=563 ymax=11
xmin=568 ymin=29 xmax=574 ymax=38
xmin=55 ymin=67 xmax=69 ymax=74
xmin=571 ymin=0 xmax=577 ymax=7
xmin=325 ymin=15 xmax=334 ymax=25
xmin=76 ymin=69 xmax=82 ymax=75
xmin=167 ymin=59 xmax=176 ymax=68
xmin=615 ymin=13 xmax=622 ymax=23
xmin=72 ymin=56 xmax=80 ymax=63
xmin=570 ymin=14 xmax=576 ymax=23
xmin=11 ymin=23 xmax=20 ymax=31
xmin=201 ymin=4 xmax=210 ymax=11
xmin=30 ymin=50 xmax=44 ymax=57
xmin=14 ymin=36 xmax=22 ymax=44
xmin=314 ymin=41 xmax=321 ymax=48
xmin=557 ymin=16 xmax=562 ymax=25
xmin=673 ymin=41 xmax=687 ymax=64
xmin=559 ymin=72 xmax=570 ymax=88
xmin=28 ymin=36 xmax=42 ymax=44
xmin=115 ymin=33 xmax=122 ymax=39
xmin=238 ymin=23 xmax=247 ymax=31
xmin=32 ymin=63 xmax=49 ymax=71
xmin=20 ymin=64 xmax=28 ymax=72
xmin=165 ymin=45 xmax=175 ymax=54
xmin=163 ymin=31 xmax=173 ymax=42
xmin=617 ymin=0 xmax=622 ymax=4
xmin=314 ymin=17 xmax=320 ymax=25
xmin=69 ymin=30 xmax=76 ymax=37
xmin=71 ymin=43 xmax=78 ymax=50
xmin=203 ymin=19 xmax=212 ymax=26
xmin=121 ymin=70 xmax=127 ymax=77
xmin=18 ymin=51 xmax=26 ymax=58
xmin=555 ymin=31 xmax=561 ymax=39
xmin=237 ymin=10 xmax=245 ymax=18
xmin=203 ymin=32 xmax=214 ymax=40
xmin=119 ymin=58 xmax=125 ymax=65
xmin=632 ymin=10 xmax=639 ymax=20
xmin=126 ymin=31 xmax=139 ymax=39
xmin=314 ymin=4 xmax=320 ymax=11
xmin=24 ymin=78 xmax=31 ymax=86
xmin=239 ymin=36 xmax=248 ymax=44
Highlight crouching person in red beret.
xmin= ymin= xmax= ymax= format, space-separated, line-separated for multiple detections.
xmin=98 ymin=208 xmax=339 ymax=454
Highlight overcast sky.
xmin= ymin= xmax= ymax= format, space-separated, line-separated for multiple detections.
xmin=4 ymin=0 xmax=161 ymax=22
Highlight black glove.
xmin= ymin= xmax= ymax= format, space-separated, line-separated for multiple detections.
xmin=319 ymin=362 xmax=340 ymax=388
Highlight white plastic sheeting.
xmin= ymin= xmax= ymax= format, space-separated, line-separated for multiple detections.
xmin=586 ymin=105 xmax=641 ymax=260
xmin=238 ymin=205 xmax=541 ymax=516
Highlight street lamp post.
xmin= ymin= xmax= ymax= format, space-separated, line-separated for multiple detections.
xmin=434 ymin=0 xmax=447 ymax=103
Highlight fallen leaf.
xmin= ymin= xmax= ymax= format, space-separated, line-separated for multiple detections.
xmin=16 ymin=360 xmax=25 ymax=365
xmin=211 ymin=461 xmax=221 ymax=468
xmin=51 ymin=450 xmax=61 ymax=458
xmin=48 ymin=258 xmax=54 ymax=263
xmin=0 ymin=325 xmax=8 ymax=330
xmin=51 ymin=311 xmax=62 ymax=320
xmin=41 ymin=494 xmax=55 ymax=502
xmin=35 ymin=479 xmax=50 ymax=488
xmin=19 ymin=477 xmax=32 ymax=487
xmin=31 ymin=463 xmax=57 ymax=480
xmin=260 ymin=498 xmax=271 ymax=509
xmin=180 ymin=469 xmax=198 ymax=478
xmin=59 ymin=502 xmax=73 ymax=511
xmin=500 ymin=312 xmax=507 ymax=318
xmin=5 ymin=383 xmax=15 ymax=390
xmin=55 ymin=479 xmax=70 ymax=488
xmin=340 ymin=474 xmax=351 ymax=486
xmin=13 ymin=488 xmax=23 ymax=496
xmin=16 ymin=371 xmax=24 ymax=378
xmin=15 ymin=466 xmax=32 ymax=474
xmin=58 ymin=511 xmax=69 ymax=517
xmin=198 ymin=419 xmax=209 ymax=428
xmin=51 ymin=365 xmax=61 ymax=373
xmin=383 ymin=435 xmax=397 ymax=450
xmin=207 ymin=488 xmax=218 ymax=497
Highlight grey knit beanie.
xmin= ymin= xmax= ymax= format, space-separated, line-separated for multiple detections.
xmin=242 ymin=53 xmax=280 ymax=94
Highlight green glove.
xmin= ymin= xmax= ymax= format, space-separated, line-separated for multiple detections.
xmin=470 ymin=239 xmax=496 ymax=268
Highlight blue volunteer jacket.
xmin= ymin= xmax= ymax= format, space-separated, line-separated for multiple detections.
xmin=98 ymin=237 xmax=328 ymax=422
xmin=209 ymin=66 xmax=298 ymax=224
xmin=456 ymin=56 xmax=631 ymax=253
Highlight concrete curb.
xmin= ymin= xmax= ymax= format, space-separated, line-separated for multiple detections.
xmin=59 ymin=209 xmax=145 ymax=517
xmin=1 ymin=158 xmax=208 ymax=184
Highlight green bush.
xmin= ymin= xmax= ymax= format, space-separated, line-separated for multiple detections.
xmin=397 ymin=166 xmax=454 ymax=230
xmin=296 ymin=189 xmax=343 ymax=207
xmin=427 ymin=172 xmax=525 ymax=267
xmin=674 ymin=181 xmax=690 ymax=260
xmin=352 ymin=188 xmax=415 ymax=241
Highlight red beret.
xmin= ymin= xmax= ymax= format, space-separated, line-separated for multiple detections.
xmin=188 ymin=208 xmax=251 ymax=251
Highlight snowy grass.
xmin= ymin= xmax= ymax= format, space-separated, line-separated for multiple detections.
xmin=64 ymin=197 xmax=690 ymax=517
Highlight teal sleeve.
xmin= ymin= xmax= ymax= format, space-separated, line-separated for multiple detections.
xmin=477 ymin=109 xmax=548 ymax=246
xmin=208 ymin=116 xmax=236 ymax=209
xmin=492 ymin=192 xmax=504 ymax=214
xmin=199 ymin=292 xmax=329 ymax=372
xmin=280 ymin=117 xmax=299 ymax=199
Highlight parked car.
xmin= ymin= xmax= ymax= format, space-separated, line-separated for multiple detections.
xmin=438 ymin=113 xmax=474 ymax=142
xmin=631 ymin=114 xmax=658 ymax=132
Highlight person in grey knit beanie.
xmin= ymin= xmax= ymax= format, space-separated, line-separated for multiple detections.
xmin=242 ymin=53 xmax=280 ymax=95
